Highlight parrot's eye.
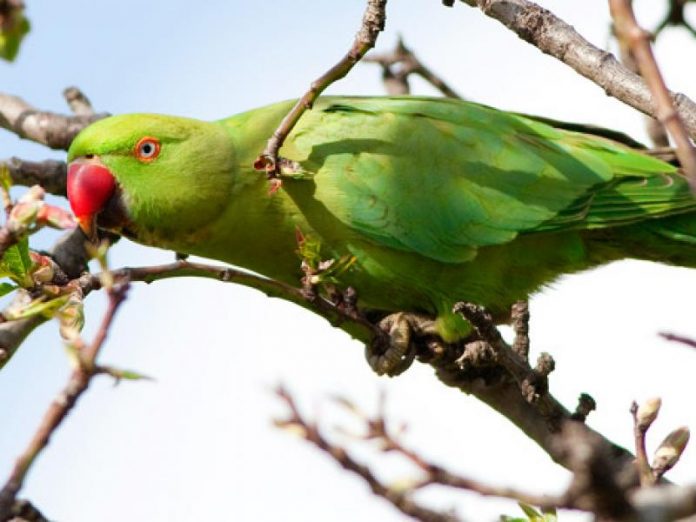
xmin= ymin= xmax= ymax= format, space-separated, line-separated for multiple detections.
xmin=134 ymin=136 xmax=161 ymax=162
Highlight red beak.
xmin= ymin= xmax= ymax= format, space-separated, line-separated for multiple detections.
xmin=67 ymin=161 xmax=116 ymax=242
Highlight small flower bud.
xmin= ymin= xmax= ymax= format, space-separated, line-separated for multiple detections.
xmin=58 ymin=295 xmax=85 ymax=341
xmin=7 ymin=200 xmax=41 ymax=231
xmin=36 ymin=204 xmax=76 ymax=230
xmin=653 ymin=426 xmax=690 ymax=475
xmin=636 ymin=397 xmax=662 ymax=430
xmin=272 ymin=419 xmax=308 ymax=438
xmin=31 ymin=264 xmax=54 ymax=284
xmin=29 ymin=252 xmax=56 ymax=284
xmin=18 ymin=185 xmax=45 ymax=204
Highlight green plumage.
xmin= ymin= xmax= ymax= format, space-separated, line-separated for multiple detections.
xmin=68 ymin=96 xmax=696 ymax=341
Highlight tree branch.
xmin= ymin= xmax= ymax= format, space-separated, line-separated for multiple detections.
xmin=612 ymin=20 xmax=670 ymax=148
xmin=3 ymin=157 xmax=67 ymax=197
xmin=81 ymin=260 xmax=385 ymax=346
xmin=276 ymin=387 xmax=637 ymax=520
xmin=0 ymin=259 xmax=640 ymax=490
xmin=437 ymin=302 xmax=637 ymax=488
xmin=0 ymin=92 xmax=106 ymax=150
xmin=0 ymin=278 xmax=129 ymax=521
xmin=454 ymin=0 xmax=696 ymax=140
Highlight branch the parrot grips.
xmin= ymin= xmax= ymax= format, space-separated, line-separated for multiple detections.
xmin=66 ymin=161 xmax=116 ymax=243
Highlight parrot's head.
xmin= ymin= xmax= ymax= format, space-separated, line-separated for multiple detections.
xmin=67 ymin=114 xmax=235 ymax=245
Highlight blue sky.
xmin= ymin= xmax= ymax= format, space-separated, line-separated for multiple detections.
xmin=2 ymin=2 xmax=696 ymax=521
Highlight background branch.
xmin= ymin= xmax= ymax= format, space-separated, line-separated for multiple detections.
xmin=654 ymin=0 xmax=696 ymax=37
xmin=659 ymin=331 xmax=696 ymax=349
xmin=275 ymin=386 xmax=462 ymax=522
xmin=276 ymin=388 xmax=640 ymax=520
xmin=454 ymin=0 xmax=696 ymax=140
xmin=364 ymin=37 xmax=462 ymax=98
xmin=613 ymin=21 xmax=670 ymax=147
xmin=0 ymin=278 xmax=129 ymax=521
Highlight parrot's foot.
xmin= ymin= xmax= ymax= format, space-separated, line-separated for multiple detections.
xmin=366 ymin=312 xmax=437 ymax=377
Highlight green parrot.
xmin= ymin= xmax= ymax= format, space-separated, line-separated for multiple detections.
xmin=66 ymin=96 xmax=696 ymax=375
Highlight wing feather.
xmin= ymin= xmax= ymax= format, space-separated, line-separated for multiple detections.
xmin=286 ymin=97 xmax=691 ymax=263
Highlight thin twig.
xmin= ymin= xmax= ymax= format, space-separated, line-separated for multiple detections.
xmin=364 ymin=37 xmax=462 ymax=98
xmin=659 ymin=331 xmax=696 ymax=349
xmin=84 ymin=260 xmax=384 ymax=346
xmin=276 ymin=386 xmax=461 ymax=522
xmin=278 ymin=388 xmax=640 ymax=519
xmin=456 ymin=0 xmax=696 ymax=140
xmin=610 ymin=0 xmax=696 ymax=192
xmin=0 ymin=254 xmax=386 ymax=372
xmin=353 ymin=396 xmax=562 ymax=509
xmin=613 ymin=22 xmax=670 ymax=147
xmin=0 ymin=279 xmax=129 ymax=520
xmin=630 ymin=401 xmax=656 ymax=487
xmin=62 ymin=86 xmax=95 ymax=117
xmin=254 ymin=0 xmax=387 ymax=179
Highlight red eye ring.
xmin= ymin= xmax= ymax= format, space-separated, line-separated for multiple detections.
xmin=134 ymin=136 xmax=161 ymax=162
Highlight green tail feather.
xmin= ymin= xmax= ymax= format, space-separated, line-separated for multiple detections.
xmin=644 ymin=213 xmax=696 ymax=267
xmin=589 ymin=213 xmax=696 ymax=269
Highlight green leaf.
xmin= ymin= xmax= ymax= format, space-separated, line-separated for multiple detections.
xmin=0 ymin=11 xmax=30 ymax=62
xmin=502 ymin=504 xmax=558 ymax=522
xmin=8 ymin=295 xmax=69 ymax=320
xmin=0 ymin=237 xmax=33 ymax=284
xmin=113 ymin=369 xmax=154 ymax=382
xmin=0 ymin=164 xmax=11 ymax=193
xmin=518 ymin=504 xmax=542 ymax=519
xmin=0 ymin=281 xmax=17 ymax=297
xmin=297 ymin=233 xmax=324 ymax=270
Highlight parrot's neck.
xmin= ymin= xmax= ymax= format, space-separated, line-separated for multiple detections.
xmin=178 ymin=110 xmax=315 ymax=285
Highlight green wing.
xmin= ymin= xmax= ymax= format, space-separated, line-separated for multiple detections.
xmin=286 ymin=97 xmax=693 ymax=263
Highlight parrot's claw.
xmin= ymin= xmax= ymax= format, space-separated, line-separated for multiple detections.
xmin=366 ymin=312 xmax=436 ymax=377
